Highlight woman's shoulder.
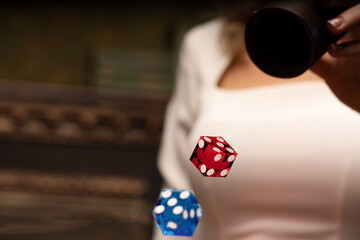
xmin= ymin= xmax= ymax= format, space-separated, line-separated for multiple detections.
xmin=179 ymin=18 xmax=228 ymax=86
xmin=182 ymin=18 xmax=225 ymax=55
xmin=185 ymin=18 xmax=224 ymax=43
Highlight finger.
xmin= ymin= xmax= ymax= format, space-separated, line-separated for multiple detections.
xmin=318 ymin=0 xmax=360 ymax=9
xmin=327 ymin=3 xmax=360 ymax=35
xmin=328 ymin=39 xmax=360 ymax=57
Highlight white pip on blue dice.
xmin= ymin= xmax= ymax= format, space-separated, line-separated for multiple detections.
xmin=153 ymin=189 xmax=203 ymax=237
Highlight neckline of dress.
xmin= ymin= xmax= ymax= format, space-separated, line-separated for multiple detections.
xmin=211 ymin=19 xmax=324 ymax=94
xmin=212 ymin=52 xmax=325 ymax=95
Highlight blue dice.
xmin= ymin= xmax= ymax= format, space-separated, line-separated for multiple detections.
xmin=153 ymin=189 xmax=203 ymax=237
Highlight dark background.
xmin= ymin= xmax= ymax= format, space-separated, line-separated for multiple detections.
xmin=0 ymin=1 xmax=220 ymax=240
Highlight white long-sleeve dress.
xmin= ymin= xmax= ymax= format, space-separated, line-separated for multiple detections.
xmin=153 ymin=18 xmax=360 ymax=240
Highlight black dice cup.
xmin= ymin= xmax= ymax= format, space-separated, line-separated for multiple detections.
xmin=245 ymin=0 xmax=340 ymax=78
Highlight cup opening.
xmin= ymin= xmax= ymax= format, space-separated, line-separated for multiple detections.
xmin=246 ymin=9 xmax=313 ymax=78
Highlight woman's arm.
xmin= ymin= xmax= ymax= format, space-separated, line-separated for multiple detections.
xmin=152 ymin=29 xmax=202 ymax=240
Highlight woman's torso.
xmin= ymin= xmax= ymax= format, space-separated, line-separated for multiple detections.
xmin=180 ymin=19 xmax=360 ymax=240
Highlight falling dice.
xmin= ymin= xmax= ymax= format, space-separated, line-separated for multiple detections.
xmin=153 ymin=189 xmax=203 ymax=237
xmin=190 ymin=136 xmax=238 ymax=177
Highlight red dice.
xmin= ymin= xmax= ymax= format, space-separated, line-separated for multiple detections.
xmin=190 ymin=136 xmax=238 ymax=177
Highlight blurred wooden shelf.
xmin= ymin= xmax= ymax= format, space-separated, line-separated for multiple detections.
xmin=0 ymin=79 xmax=168 ymax=147
xmin=0 ymin=79 xmax=165 ymax=240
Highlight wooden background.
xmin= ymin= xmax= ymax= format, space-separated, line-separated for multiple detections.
xmin=0 ymin=1 xmax=218 ymax=239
